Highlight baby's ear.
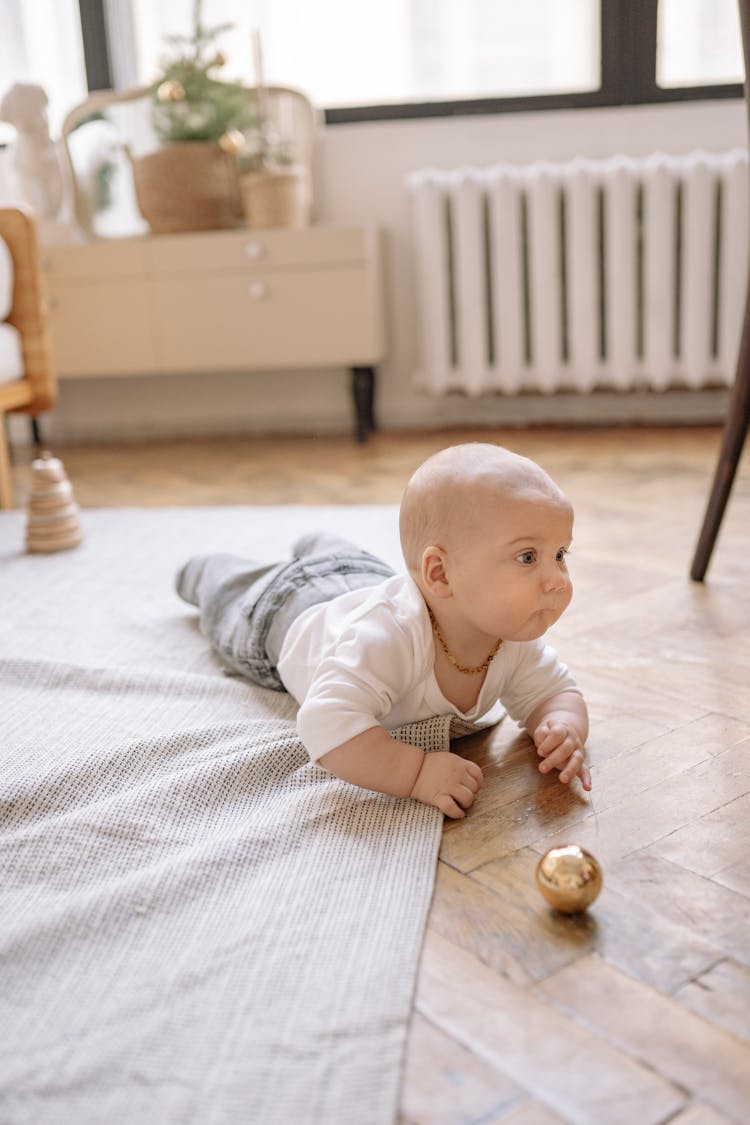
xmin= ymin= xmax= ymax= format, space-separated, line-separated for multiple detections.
xmin=421 ymin=546 xmax=450 ymax=596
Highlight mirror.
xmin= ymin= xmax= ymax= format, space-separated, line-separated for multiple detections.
xmin=61 ymin=84 xmax=319 ymax=240
xmin=61 ymin=87 xmax=154 ymax=239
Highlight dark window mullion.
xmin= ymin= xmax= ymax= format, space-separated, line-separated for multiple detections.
xmin=79 ymin=0 xmax=113 ymax=91
xmin=602 ymin=0 xmax=743 ymax=107
xmin=600 ymin=0 xmax=659 ymax=104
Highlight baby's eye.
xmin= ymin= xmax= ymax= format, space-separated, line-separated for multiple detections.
xmin=516 ymin=549 xmax=537 ymax=565
xmin=556 ymin=547 xmax=570 ymax=563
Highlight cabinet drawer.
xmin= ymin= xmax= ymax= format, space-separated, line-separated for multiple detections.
xmin=43 ymin=239 xmax=150 ymax=281
xmin=49 ymin=281 xmax=156 ymax=375
xmin=148 ymin=225 xmax=373 ymax=275
xmin=154 ymin=266 xmax=384 ymax=371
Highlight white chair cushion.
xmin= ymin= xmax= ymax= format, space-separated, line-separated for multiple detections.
xmin=0 ymin=322 xmax=24 ymax=383
xmin=0 ymin=236 xmax=13 ymax=321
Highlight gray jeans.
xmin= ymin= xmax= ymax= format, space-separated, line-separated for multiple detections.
xmin=176 ymin=532 xmax=395 ymax=691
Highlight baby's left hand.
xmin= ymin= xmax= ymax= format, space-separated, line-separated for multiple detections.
xmin=533 ymin=719 xmax=592 ymax=791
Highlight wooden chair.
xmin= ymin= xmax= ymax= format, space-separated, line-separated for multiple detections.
xmin=690 ymin=0 xmax=750 ymax=580
xmin=0 ymin=206 xmax=55 ymax=508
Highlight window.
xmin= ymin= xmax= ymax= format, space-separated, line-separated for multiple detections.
xmin=116 ymin=0 xmax=600 ymax=109
xmin=657 ymin=0 xmax=743 ymax=88
xmin=80 ymin=0 xmax=745 ymax=124
xmin=0 ymin=0 xmax=88 ymax=143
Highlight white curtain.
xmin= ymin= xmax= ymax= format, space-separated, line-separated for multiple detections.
xmin=0 ymin=0 xmax=88 ymax=140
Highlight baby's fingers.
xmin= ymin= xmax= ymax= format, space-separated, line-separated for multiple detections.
xmin=557 ymin=751 xmax=593 ymax=792
xmin=454 ymin=782 xmax=480 ymax=810
xmin=558 ymin=747 xmax=585 ymax=784
xmin=465 ymin=761 xmax=484 ymax=786
xmin=538 ymin=739 xmax=577 ymax=773
xmin=436 ymin=793 xmax=466 ymax=819
xmin=535 ymin=722 xmax=568 ymax=757
xmin=463 ymin=765 xmax=483 ymax=793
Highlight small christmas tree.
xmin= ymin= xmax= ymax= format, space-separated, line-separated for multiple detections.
xmin=150 ymin=0 xmax=256 ymax=145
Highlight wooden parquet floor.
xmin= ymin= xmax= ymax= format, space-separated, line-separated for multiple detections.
xmin=13 ymin=425 xmax=750 ymax=1123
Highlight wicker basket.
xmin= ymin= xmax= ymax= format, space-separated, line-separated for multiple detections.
xmin=132 ymin=143 xmax=243 ymax=234
xmin=239 ymin=167 xmax=310 ymax=230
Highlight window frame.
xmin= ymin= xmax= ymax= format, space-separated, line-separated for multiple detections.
xmin=80 ymin=0 xmax=113 ymax=91
xmin=79 ymin=0 xmax=744 ymax=124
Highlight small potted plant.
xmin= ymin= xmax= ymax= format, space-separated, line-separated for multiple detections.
xmin=233 ymin=31 xmax=310 ymax=231
xmin=132 ymin=0 xmax=257 ymax=233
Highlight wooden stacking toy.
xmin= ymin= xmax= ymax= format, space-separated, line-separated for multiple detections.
xmin=25 ymin=451 xmax=84 ymax=554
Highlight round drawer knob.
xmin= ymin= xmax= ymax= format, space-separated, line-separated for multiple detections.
xmin=248 ymin=280 xmax=268 ymax=299
xmin=245 ymin=241 xmax=265 ymax=259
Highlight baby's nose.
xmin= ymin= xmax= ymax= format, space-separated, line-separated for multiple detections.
xmin=542 ymin=569 xmax=568 ymax=593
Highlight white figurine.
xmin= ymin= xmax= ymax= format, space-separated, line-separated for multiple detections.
xmin=0 ymin=82 xmax=63 ymax=218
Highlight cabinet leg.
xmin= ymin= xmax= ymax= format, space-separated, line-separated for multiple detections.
xmin=351 ymin=366 xmax=376 ymax=443
xmin=30 ymin=417 xmax=43 ymax=450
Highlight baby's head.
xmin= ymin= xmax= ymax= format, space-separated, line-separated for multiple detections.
xmin=399 ymin=443 xmax=574 ymax=641
xmin=400 ymin=443 xmax=566 ymax=570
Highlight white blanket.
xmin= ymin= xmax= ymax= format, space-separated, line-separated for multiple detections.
xmin=0 ymin=322 xmax=23 ymax=383
xmin=0 ymin=505 xmax=477 ymax=1125
xmin=0 ymin=233 xmax=13 ymax=320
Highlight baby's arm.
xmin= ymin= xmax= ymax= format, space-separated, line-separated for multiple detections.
xmin=319 ymin=726 xmax=483 ymax=819
xmin=524 ymin=690 xmax=591 ymax=790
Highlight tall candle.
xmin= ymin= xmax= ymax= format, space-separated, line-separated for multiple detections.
xmin=251 ymin=27 xmax=269 ymax=147
xmin=251 ymin=28 xmax=264 ymax=89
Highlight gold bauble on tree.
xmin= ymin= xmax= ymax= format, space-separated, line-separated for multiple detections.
xmin=218 ymin=129 xmax=245 ymax=155
xmin=535 ymin=844 xmax=603 ymax=914
xmin=157 ymin=79 xmax=186 ymax=103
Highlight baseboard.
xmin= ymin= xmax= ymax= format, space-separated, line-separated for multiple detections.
xmin=8 ymin=388 xmax=729 ymax=447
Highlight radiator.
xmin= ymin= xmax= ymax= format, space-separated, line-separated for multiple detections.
xmin=408 ymin=151 xmax=749 ymax=396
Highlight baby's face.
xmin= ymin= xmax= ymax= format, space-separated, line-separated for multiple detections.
xmin=446 ymin=491 xmax=574 ymax=643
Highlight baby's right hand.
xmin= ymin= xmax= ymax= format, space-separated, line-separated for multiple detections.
xmin=410 ymin=751 xmax=483 ymax=818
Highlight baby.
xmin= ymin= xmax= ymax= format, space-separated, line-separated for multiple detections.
xmin=177 ymin=442 xmax=590 ymax=817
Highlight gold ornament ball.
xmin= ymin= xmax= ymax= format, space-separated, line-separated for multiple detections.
xmin=535 ymin=844 xmax=603 ymax=914
xmin=157 ymin=79 xmax=185 ymax=103
xmin=218 ymin=129 xmax=245 ymax=155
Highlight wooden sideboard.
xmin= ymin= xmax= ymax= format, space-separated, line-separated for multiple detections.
xmin=41 ymin=224 xmax=385 ymax=441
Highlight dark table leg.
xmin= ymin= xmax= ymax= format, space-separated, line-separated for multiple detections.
xmin=690 ymin=1 xmax=750 ymax=582
xmin=690 ymin=298 xmax=750 ymax=581
xmin=689 ymin=362 xmax=750 ymax=581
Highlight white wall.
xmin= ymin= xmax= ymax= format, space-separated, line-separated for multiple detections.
xmin=6 ymin=96 xmax=749 ymax=442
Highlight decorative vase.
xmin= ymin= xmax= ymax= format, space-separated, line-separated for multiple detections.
xmin=131 ymin=142 xmax=244 ymax=234
xmin=238 ymin=166 xmax=310 ymax=230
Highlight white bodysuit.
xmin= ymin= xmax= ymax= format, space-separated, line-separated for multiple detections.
xmin=277 ymin=573 xmax=579 ymax=762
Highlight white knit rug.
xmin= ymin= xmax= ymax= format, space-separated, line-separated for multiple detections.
xmin=0 ymin=506 xmax=475 ymax=1125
